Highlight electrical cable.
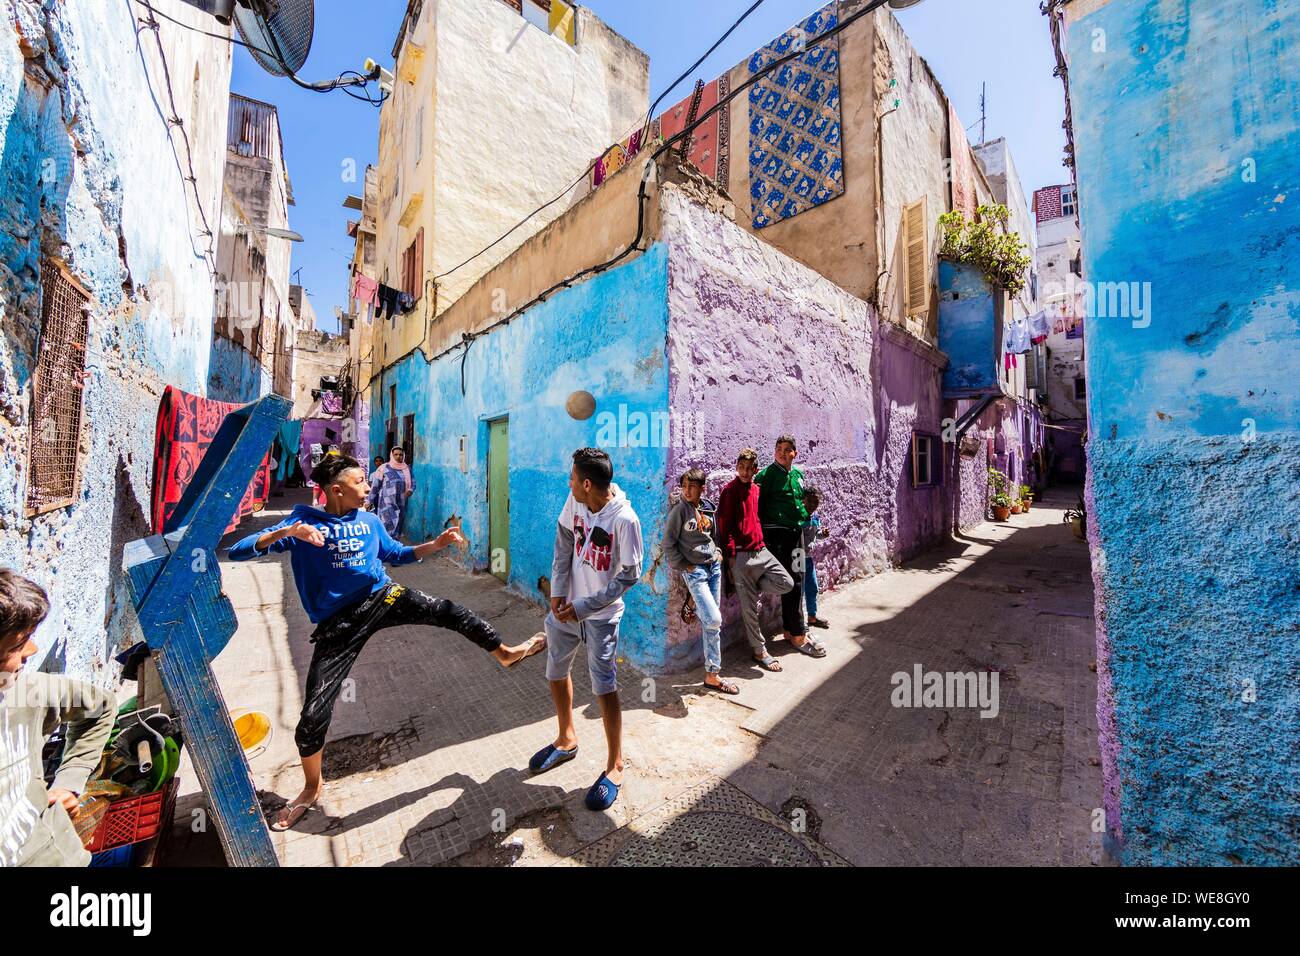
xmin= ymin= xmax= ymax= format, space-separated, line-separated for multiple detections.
xmin=378 ymin=0 xmax=897 ymax=390
xmin=132 ymin=0 xmax=387 ymax=106
xmin=134 ymin=1 xmax=219 ymax=275
xmin=433 ymin=0 xmax=768 ymax=283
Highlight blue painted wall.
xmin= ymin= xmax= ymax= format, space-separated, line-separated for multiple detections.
xmin=1069 ymin=0 xmax=1299 ymax=864
xmin=938 ymin=260 xmax=1000 ymax=396
xmin=374 ymin=246 xmax=672 ymax=671
xmin=208 ymin=334 xmax=271 ymax=404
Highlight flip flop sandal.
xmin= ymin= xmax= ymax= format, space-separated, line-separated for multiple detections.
xmin=529 ymin=743 xmax=578 ymax=774
xmin=794 ymin=637 xmax=828 ymax=658
xmin=584 ymin=772 xmax=621 ymax=811
xmin=704 ymin=677 xmax=740 ymax=695
xmin=504 ymin=633 xmax=547 ymax=669
xmin=753 ymin=654 xmax=783 ymax=672
xmin=808 ymin=617 xmax=830 ymax=629
xmin=270 ymin=799 xmax=317 ymax=832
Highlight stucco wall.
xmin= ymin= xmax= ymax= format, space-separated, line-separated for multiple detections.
xmin=0 ymin=0 xmax=231 ymax=681
xmin=660 ymin=186 xmax=946 ymax=668
xmin=1066 ymin=0 xmax=1300 ymax=863
xmin=376 ymin=0 xmax=649 ymax=365
xmin=208 ymin=333 xmax=270 ymax=404
xmin=373 ymin=244 xmax=671 ymax=672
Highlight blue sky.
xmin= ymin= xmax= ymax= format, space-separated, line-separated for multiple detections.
xmin=229 ymin=0 xmax=1066 ymax=334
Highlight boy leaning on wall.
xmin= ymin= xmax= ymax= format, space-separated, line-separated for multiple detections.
xmin=663 ymin=468 xmax=738 ymax=695
xmin=0 ymin=569 xmax=117 ymax=867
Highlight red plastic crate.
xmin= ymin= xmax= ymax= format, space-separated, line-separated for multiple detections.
xmin=86 ymin=779 xmax=179 ymax=854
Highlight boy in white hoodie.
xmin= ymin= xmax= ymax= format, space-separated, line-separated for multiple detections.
xmin=530 ymin=448 xmax=643 ymax=811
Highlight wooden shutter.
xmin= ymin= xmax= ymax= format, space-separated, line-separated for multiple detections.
xmin=414 ymin=227 xmax=424 ymax=302
xmin=903 ymin=197 xmax=929 ymax=318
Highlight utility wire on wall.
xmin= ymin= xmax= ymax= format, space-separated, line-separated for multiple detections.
xmin=377 ymin=0 xmax=901 ymax=389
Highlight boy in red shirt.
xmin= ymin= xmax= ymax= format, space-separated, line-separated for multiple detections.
xmin=715 ymin=448 xmax=794 ymax=672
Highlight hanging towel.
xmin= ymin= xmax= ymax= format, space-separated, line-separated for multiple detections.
xmin=350 ymin=272 xmax=378 ymax=307
xmin=275 ymin=419 xmax=303 ymax=483
xmin=1029 ymin=309 xmax=1050 ymax=344
xmin=1009 ymin=316 xmax=1032 ymax=354
xmin=151 ymin=385 xmax=272 ymax=534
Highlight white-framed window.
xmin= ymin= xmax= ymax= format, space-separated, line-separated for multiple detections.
xmin=911 ymin=432 xmax=942 ymax=488
xmin=1061 ymin=185 xmax=1077 ymax=217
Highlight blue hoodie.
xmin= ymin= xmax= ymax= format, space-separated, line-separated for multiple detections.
xmin=227 ymin=505 xmax=418 ymax=623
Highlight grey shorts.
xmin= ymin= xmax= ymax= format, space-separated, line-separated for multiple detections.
xmin=544 ymin=612 xmax=620 ymax=696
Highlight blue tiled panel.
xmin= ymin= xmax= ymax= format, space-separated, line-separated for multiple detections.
xmin=747 ymin=3 xmax=843 ymax=229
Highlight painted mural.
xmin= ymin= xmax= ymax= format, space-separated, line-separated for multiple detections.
xmin=1067 ymin=0 xmax=1300 ymax=864
xmin=375 ymin=246 xmax=671 ymax=672
xmin=747 ymin=2 xmax=844 ymax=229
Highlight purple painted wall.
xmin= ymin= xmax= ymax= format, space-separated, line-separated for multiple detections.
xmin=658 ymin=187 xmax=950 ymax=669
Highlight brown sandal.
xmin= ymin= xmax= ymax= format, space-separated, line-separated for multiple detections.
xmin=503 ymin=633 xmax=547 ymax=669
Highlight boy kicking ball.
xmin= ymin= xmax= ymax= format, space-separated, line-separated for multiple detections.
xmin=228 ymin=452 xmax=545 ymax=831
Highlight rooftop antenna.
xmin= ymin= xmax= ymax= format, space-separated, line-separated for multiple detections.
xmin=979 ymin=81 xmax=987 ymax=145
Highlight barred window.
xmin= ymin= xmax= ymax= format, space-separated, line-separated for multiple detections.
xmin=27 ymin=260 xmax=90 ymax=515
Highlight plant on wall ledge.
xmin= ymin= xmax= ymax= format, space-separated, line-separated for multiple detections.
xmin=938 ymin=204 xmax=1033 ymax=297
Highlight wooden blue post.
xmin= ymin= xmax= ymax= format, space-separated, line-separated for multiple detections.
xmin=124 ymin=393 xmax=290 ymax=867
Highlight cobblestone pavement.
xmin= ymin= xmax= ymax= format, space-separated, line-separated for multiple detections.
xmin=166 ymin=487 xmax=1106 ymax=866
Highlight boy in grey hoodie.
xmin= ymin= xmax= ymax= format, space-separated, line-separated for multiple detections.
xmin=530 ymin=448 xmax=643 ymax=813
xmin=0 ymin=569 xmax=116 ymax=867
xmin=663 ymin=469 xmax=737 ymax=694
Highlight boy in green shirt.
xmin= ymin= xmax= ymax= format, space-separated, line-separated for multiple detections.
xmin=756 ymin=436 xmax=826 ymax=658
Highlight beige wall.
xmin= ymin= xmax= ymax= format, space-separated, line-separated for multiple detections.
xmin=722 ymin=2 xmax=879 ymax=304
xmin=374 ymin=0 xmax=649 ymax=376
xmin=291 ymin=330 xmax=351 ymax=418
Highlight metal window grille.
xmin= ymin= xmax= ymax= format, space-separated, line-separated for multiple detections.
xmin=27 ymin=261 xmax=90 ymax=515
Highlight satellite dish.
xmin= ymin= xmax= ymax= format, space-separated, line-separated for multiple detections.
xmin=233 ymin=0 xmax=315 ymax=77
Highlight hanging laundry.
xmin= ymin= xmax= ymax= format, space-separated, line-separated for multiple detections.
xmin=151 ymin=385 xmax=272 ymax=534
xmin=320 ymin=391 xmax=344 ymax=416
xmin=350 ymin=272 xmax=378 ymax=307
xmin=1029 ymin=309 xmax=1050 ymax=344
xmin=398 ymin=291 xmax=416 ymax=314
xmin=275 ymin=419 xmax=303 ymax=483
xmin=1008 ymin=316 xmax=1032 ymax=354
xmin=376 ymin=283 xmax=402 ymax=320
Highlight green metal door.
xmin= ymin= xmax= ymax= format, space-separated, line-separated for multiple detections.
xmin=488 ymin=419 xmax=509 ymax=582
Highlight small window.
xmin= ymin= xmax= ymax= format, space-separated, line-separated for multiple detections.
xmin=27 ymin=261 xmax=91 ymax=515
xmin=1074 ymin=376 xmax=1087 ymax=401
xmin=1061 ymin=185 xmax=1076 ymax=217
xmin=911 ymin=433 xmax=942 ymax=488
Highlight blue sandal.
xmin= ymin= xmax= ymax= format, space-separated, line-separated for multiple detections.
xmin=529 ymin=743 xmax=578 ymax=774
xmin=585 ymin=772 xmax=620 ymax=811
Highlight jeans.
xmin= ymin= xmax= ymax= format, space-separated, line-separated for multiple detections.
xmin=730 ymin=549 xmax=794 ymax=656
xmin=681 ymin=560 xmax=723 ymax=673
xmin=804 ymin=560 xmax=819 ymax=618
xmin=296 ymin=586 xmax=501 ymax=757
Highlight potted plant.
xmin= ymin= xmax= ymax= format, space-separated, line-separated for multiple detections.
xmin=1064 ymin=497 xmax=1086 ymax=540
xmin=1010 ymin=497 xmax=1023 ymax=515
xmin=1019 ymin=485 xmax=1033 ymax=512
xmin=992 ymin=493 xmax=1012 ymax=521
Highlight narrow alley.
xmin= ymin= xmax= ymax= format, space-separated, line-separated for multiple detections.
xmin=164 ymin=486 xmax=1101 ymax=867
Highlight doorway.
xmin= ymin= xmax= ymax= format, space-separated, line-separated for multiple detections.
xmin=487 ymin=418 xmax=509 ymax=582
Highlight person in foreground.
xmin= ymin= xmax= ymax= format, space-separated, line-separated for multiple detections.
xmin=532 ymin=448 xmax=643 ymax=812
xmin=1 ymin=569 xmax=116 ymax=866
xmin=228 ymin=452 xmax=545 ymax=831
